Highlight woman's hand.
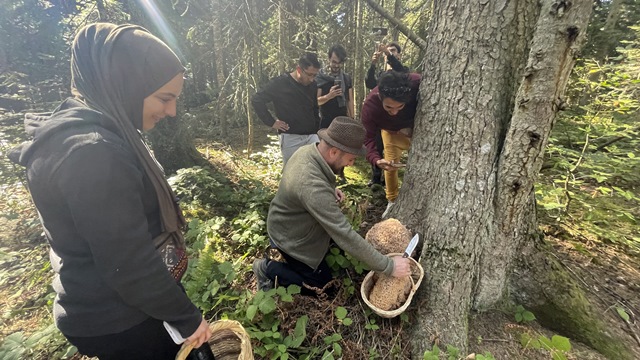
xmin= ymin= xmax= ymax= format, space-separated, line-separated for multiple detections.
xmin=185 ymin=318 xmax=211 ymax=348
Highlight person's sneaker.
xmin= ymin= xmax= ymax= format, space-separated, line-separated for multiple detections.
xmin=253 ymin=258 xmax=274 ymax=292
xmin=382 ymin=201 xmax=395 ymax=218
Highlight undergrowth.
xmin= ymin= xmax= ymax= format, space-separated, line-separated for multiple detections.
xmin=536 ymin=35 xmax=640 ymax=252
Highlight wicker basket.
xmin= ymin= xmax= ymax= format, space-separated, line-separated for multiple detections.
xmin=360 ymin=253 xmax=424 ymax=318
xmin=175 ymin=320 xmax=254 ymax=360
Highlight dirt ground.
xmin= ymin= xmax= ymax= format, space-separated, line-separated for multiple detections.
xmin=1 ymin=123 xmax=639 ymax=359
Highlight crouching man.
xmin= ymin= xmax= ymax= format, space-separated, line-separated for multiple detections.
xmin=253 ymin=116 xmax=411 ymax=294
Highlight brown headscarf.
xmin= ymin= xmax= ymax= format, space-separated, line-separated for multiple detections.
xmin=70 ymin=23 xmax=187 ymax=278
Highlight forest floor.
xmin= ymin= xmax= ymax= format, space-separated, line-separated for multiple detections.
xmin=1 ymin=122 xmax=639 ymax=359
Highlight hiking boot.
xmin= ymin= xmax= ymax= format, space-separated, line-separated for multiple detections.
xmin=382 ymin=201 xmax=395 ymax=218
xmin=253 ymin=258 xmax=274 ymax=292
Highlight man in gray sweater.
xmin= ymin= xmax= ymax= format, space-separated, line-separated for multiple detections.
xmin=253 ymin=116 xmax=411 ymax=294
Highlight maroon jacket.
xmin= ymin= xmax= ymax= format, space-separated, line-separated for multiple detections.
xmin=361 ymin=73 xmax=421 ymax=165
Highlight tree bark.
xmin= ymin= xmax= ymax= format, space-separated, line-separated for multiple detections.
xmin=394 ymin=0 xmax=594 ymax=355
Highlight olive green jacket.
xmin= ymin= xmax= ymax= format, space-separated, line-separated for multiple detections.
xmin=267 ymin=144 xmax=394 ymax=275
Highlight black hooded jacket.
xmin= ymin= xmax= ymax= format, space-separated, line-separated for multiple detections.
xmin=9 ymin=98 xmax=201 ymax=338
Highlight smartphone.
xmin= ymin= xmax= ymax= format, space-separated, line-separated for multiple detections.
xmin=334 ymin=79 xmax=342 ymax=87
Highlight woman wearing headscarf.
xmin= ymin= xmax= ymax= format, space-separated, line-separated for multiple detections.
xmin=9 ymin=23 xmax=211 ymax=359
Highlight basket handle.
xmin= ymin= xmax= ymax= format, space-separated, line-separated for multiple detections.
xmin=175 ymin=341 xmax=195 ymax=360
xmin=409 ymin=271 xmax=418 ymax=292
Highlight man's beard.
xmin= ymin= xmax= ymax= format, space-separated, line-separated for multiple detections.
xmin=329 ymin=163 xmax=344 ymax=175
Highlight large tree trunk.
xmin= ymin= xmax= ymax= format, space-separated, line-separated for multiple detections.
xmin=393 ymin=0 xmax=598 ymax=355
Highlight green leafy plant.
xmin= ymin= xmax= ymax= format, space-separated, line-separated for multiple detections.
xmin=422 ymin=344 xmax=440 ymax=360
xmin=322 ymin=333 xmax=343 ymax=359
xmin=364 ymin=317 xmax=380 ymax=331
xmin=243 ymin=285 xmax=311 ymax=359
xmin=616 ymin=306 xmax=630 ymax=323
xmin=0 ymin=324 xmax=77 ymax=360
xmin=521 ymin=333 xmax=572 ymax=360
xmin=231 ymin=210 xmax=268 ymax=249
xmin=423 ymin=344 xmax=495 ymax=360
xmin=476 ymin=353 xmax=497 ymax=360
xmin=325 ymin=247 xmax=369 ymax=275
xmin=515 ymin=305 xmax=536 ymax=323
xmin=335 ymin=306 xmax=353 ymax=326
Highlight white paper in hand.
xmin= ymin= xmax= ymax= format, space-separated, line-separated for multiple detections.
xmin=163 ymin=321 xmax=187 ymax=344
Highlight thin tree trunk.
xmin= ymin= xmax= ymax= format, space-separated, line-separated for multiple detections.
xmin=278 ymin=0 xmax=285 ymax=72
xmin=391 ymin=0 xmax=402 ymax=41
xmin=211 ymin=2 xmax=228 ymax=137
xmin=603 ymin=0 xmax=624 ymax=34
xmin=354 ymin=0 xmax=364 ymax=118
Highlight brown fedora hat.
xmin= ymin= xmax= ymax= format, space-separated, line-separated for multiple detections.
xmin=317 ymin=116 xmax=366 ymax=155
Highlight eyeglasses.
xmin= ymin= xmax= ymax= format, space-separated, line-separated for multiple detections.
xmin=330 ymin=59 xmax=343 ymax=66
xmin=300 ymin=68 xmax=318 ymax=79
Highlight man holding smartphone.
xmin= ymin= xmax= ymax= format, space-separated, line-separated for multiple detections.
xmin=317 ymin=44 xmax=354 ymax=129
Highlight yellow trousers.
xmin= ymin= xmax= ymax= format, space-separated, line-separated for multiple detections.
xmin=381 ymin=130 xmax=411 ymax=202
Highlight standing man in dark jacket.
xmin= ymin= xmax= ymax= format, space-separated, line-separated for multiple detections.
xmin=317 ymin=44 xmax=354 ymax=128
xmin=362 ymin=71 xmax=421 ymax=218
xmin=252 ymin=53 xmax=322 ymax=166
